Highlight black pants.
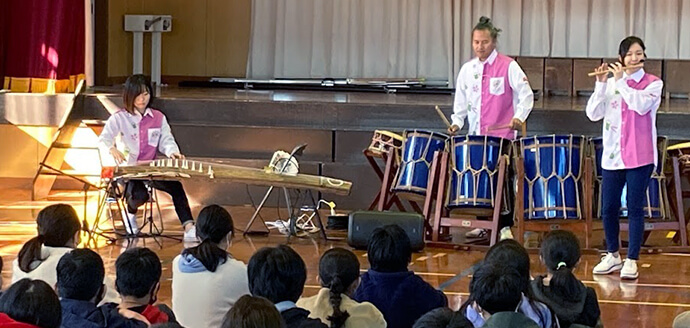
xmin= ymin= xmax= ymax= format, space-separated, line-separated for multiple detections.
xmin=125 ymin=180 xmax=194 ymax=226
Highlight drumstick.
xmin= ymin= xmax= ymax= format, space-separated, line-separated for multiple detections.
xmin=587 ymin=63 xmax=645 ymax=77
xmin=434 ymin=105 xmax=452 ymax=128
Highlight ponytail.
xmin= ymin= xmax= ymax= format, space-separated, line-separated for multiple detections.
xmin=548 ymin=261 xmax=583 ymax=301
xmin=19 ymin=204 xmax=81 ymax=273
xmin=182 ymin=239 xmax=228 ymax=272
xmin=181 ymin=205 xmax=233 ymax=272
xmin=540 ymin=230 xmax=584 ymax=302
xmin=17 ymin=235 xmax=46 ymax=273
xmin=326 ymin=276 xmax=350 ymax=328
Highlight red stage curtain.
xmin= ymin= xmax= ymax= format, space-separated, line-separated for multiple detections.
xmin=1 ymin=0 xmax=84 ymax=92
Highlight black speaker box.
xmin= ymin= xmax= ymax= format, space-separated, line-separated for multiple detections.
xmin=347 ymin=211 xmax=425 ymax=251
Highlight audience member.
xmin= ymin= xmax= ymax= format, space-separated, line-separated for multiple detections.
xmin=112 ymin=248 xmax=177 ymax=325
xmin=172 ymin=205 xmax=250 ymax=328
xmin=531 ymin=231 xmax=601 ymax=328
xmin=353 ymin=224 xmax=447 ymax=328
xmin=413 ymin=308 xmax=472 ymax=328
xmin=0 ymin=278 xmax=61 ymax=328
xmin=247 ymin=245 xmax=327 ymax=328
xmin=57 ymin=248 xmax=146 ymax=328
xmin=221 ymin=295 xmax=285 ymax=328
xmin=297 ymin=247 xmax=385 ymax=328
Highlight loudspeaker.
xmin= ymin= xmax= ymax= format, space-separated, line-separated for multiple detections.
xmin=347 ymin=211 xmax=425 ymax=251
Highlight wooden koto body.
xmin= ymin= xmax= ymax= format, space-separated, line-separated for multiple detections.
xmin=109 ymin=159 xmax=352 ymax=196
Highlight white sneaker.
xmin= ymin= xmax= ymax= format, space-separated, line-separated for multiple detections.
xmin=592 ymin=252 xmax=623 ymax=275
xmin=620 ymin=259 xmax=639 ymax=280
xmin=123 ymin=212 xmax=139 ymax=235
xmin=183 ymin=224 xmax=198 ymax=242
xmin=499 ymin=227 xmax=514 ymax=240
xmin=465 ymin=228 xmax=488 ymax=238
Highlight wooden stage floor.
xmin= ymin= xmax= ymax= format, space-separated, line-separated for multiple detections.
xmin=1 ymin=182 xmax=689 ymax=327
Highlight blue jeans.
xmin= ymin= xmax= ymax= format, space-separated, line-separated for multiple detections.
xmin=601 ymin=164 xmax=655 ymax=260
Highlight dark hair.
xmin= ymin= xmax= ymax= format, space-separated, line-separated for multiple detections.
xmin=540 ymin=230 xmax=584 ymax=301
xmin=247 ymin=245 xmax=306 ymax=303
xmin=473 ymin=16 xmax=501 ymax=40
xmin=115 ymin=247 xmax=161 ymax=298
xmin=471 ymin=263 xmax=523 ymax=314
xmin=367 ymin=224 xmax=411 ymax=273
xmin=413 ymin=307 xmax=473 ymax=328
xmin=221 ymin=295 xmax=285 ymax=328
xmin=0 ymin=278 xmax=61 ymax=328
xmin=57 ymin=249 xmax=105 ymax=301
xmin=618 ymin=36 xmax=646 ymax=63
xmin=319 ymin=248 xmax=359 ymax=328
xmin=479 ymin=239 xmax=551 ymax=326
xmin=181 ymin=205 xmax=234 ymax=272
xmin=123 ymin=74 xmax=154 ymax=114
xmin=18 ymin=204 xmax=81 ymax=273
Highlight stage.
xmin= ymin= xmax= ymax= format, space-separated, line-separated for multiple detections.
xmin=0 ymin=181 xmax=688 ymax=328
xmin=2 ymin=87 xmax=690 ymax=210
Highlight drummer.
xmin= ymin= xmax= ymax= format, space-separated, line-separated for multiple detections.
xmin=586 ymin=36 xmax=662 ymax=280
xmin=448 ymin=16 xmax=534 ymax=239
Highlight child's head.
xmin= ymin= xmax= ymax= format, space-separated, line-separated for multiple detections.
xmin=123 ymin=74 xmax=154 ymax=114
xmin=318 ymin=248 xmax=360 ymax=328
xmin=57 ymin=248 xmax=105 ymax=302
xmin=484 ymin=239 xmax=530 ymax=291
xmin=115 ymin=247 xmax=162 ymax=304
xmin=413 ymin=307 xmax=473 ymax=328
xmin=540 ymin=230 xmax=583 ymax=300
xmin=18 ymin=204 xmax=81 ymax=273
xmin=0 ymin=278 xmax=61 ymax=328
xmin=247 ymin=245 xmax=306 ymax=304
xmin=470 ymin=263 xmax=523 ymax=315
xmin=367 ymin=224 xmax=412 ymax=273
xmin=221 ymin=295 xmax=285 ymax=328
xmin=182 ymin=205 xmax=234 ymax=272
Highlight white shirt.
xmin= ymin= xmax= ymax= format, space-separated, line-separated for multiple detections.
xmin=98 ymin=108 xmax=180 ymax=166
xmin=451 ymin=49 xmax=534 ymax=135
xmin=12 ymin=246 xmax=120 ymax=304
xmin=172 ymin=254 xmax=251 ymax=328
xmin=586 ymin=69 xmax=663 ymax=170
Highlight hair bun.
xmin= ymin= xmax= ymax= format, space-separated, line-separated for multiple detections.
xmin=479 ymin=16 xmax=491 ymax=24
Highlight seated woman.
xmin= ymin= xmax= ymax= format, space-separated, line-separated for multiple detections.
xmin=297 ymin=247 xmax=386 ymax=328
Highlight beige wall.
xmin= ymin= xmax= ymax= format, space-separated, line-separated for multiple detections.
xmin=0 ymin=125 xmax=55 ymax=178
xmin=107 ymin=0 xmax=251 ymax=80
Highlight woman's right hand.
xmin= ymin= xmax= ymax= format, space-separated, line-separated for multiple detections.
xmin=594 ymin=63 xmax=609 ymax=83
xmin=110 ymin=148 xmax=126 ymax=164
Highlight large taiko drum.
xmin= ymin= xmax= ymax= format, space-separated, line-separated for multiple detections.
xmin=591 ymin=136 xmax=669 ymax=219
xmin=519 ymin=135 xmax=584 ymax=220
xmin=446 ymin=135 xmax=511 ymax=209
xmin=392 ymin=130 xmax=448 ymax=197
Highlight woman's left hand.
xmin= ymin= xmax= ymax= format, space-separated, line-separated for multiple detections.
xmin=169 ymin=152 xmax=185 ymax=159
xmin=609 ymin=62 xmax=624 ymax=81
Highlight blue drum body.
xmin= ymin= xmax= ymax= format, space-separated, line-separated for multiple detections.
xmin=393 ymin=130 xmax=449 ymax=196
xmin=447 ymin=135 xmax=511 ymax=209
xmin=591 ymin=137 xmax=668 ymax=219
xmin=520 ymin=135 xmax=584 ymax=220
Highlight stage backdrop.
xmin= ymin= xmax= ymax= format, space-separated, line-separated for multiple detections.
xmin=248 ymin=0 xmax=690 ymax=84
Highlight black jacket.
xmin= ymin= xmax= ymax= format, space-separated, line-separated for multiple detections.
xmin=530 ymin=276 xmax=601 ymax=328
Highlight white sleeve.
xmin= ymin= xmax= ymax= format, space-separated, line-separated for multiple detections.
xmin=508 ymin=61 xmax=534 ymax=122
xmin=615 ymin=79 xmax=664 ymax=115
xmin=585 ymin=81 xmax=609 ymax=122
xmin=98 ymin=115 xmax=120 ymax=155
xmin=158 ymin=115 xmax=181 ymax=157
xmin=451 ymin=65 xmax=468 ymax=129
